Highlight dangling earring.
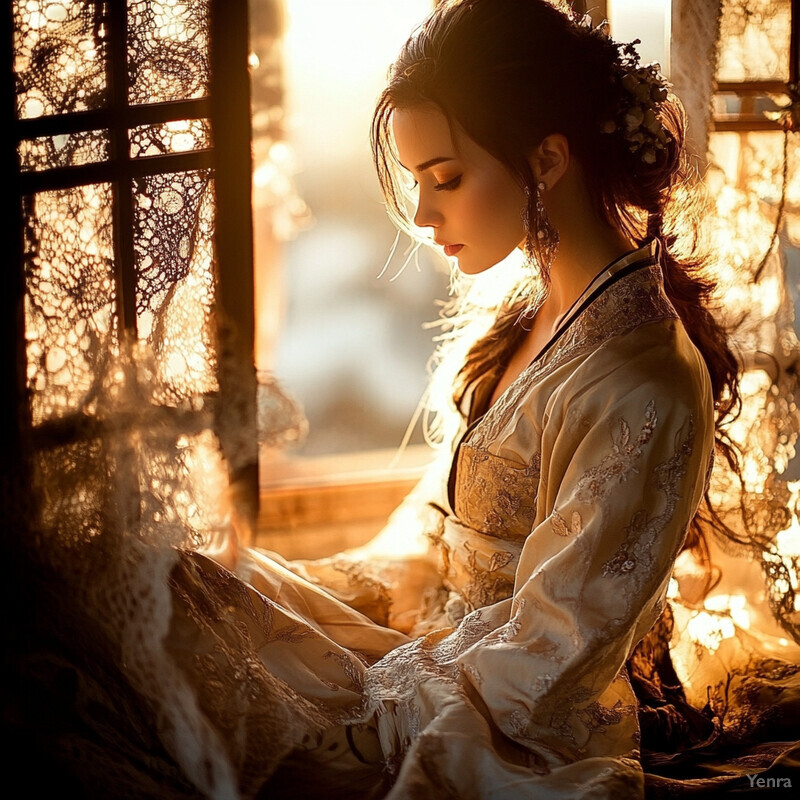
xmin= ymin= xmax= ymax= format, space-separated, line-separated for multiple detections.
xmin=523 ymin=181 xmax=559 ymax=277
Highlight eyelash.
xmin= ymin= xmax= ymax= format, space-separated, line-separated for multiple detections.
xmin=406 ymin=175 xmax=462 ymax=192
xmin=434 ymin=175 xmax=462 ymax=191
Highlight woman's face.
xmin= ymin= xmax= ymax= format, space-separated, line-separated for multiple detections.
xmin=391 ymin=104 xmax=527 ymax=275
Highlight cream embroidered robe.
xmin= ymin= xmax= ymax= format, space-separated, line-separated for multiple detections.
xmin=170 ymin=241 xmax=721 ymax=798
xmin=361 ymin=241 xmax=715 ymax=798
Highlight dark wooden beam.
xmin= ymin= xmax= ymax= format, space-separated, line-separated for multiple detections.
xmin=14 ymin=98 xmax=213 ymax=140
xmin=107 ymin=1 xmax=137 ymax=334
xmin=18 ymin=149 xmax=214 ymax=194
xmin=716 ymin=81 xmax=792 ymax=94
xmin=209 ymin=0 xmax=259 ymax=528
xmin=712 ymin=118 xmax=785 ymax=132
xmin=1 ymin=0 xmax=30 ymax=496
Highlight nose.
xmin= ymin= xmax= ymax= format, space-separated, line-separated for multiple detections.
xmin=413 ymin=190 xmax=443 ymax=229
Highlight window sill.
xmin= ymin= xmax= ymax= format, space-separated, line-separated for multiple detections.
xmin=255 ymin=443 xmax=434 ymax=559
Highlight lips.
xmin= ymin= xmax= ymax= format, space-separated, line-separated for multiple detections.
xmin=443 ymin=244 xmax=464 ymax=257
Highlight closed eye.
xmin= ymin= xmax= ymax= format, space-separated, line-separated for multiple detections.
xmin=434 ymin=175 xmax=462 ymax=191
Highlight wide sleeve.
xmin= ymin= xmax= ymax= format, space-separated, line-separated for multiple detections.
xmin=366 ymin=346 xmax=715 ymax=798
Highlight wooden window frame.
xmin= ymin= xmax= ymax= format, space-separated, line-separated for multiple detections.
xmin=4 ymin=1 xmax=259 ymax=527
xmin=711 ymin=0 xmax=799 ymax=134
xmin=257 ymin=444 xmax=435 ymax=558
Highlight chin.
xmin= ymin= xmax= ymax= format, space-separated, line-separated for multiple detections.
xmin=454 ymin=260 xmax=482 ymax=275
xmin=455 ymin=255 xmax=501 ymax=276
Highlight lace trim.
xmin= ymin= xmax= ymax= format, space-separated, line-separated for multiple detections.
xmin=367 ymin=610 xmax=492 ymax=695
xmin=170 ymin=552 xmax=365 ymax=728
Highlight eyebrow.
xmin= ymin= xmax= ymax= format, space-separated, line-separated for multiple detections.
xmin=414 ymin=156 xmax=455 ymax=172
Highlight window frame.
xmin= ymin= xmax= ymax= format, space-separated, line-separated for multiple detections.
xmin=711 ymin=0 xmax=799 ymax=134
xmin=6 ymin=0 xmax=260 ymax=526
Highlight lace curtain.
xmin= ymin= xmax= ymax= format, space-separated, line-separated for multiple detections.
xmin=6 ymin=1 xmax=273 ymax=795
xmin=706 ymin=0 xmax=799 ymax=644
xmin=662 ymin=0 xmax=800 ymax=650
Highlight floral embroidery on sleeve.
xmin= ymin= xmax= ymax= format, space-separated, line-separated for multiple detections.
xmin=574 ymin=400 xmax=657 ymax=502
xmin=602 ymin=417 xmax=695 ymax=580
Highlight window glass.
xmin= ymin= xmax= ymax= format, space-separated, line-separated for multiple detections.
xmin=254 ymin=0 xmax=450 ymax=458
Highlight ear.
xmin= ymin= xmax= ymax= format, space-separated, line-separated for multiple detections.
xmin=528 ymin=133 xmax=570 ymax=190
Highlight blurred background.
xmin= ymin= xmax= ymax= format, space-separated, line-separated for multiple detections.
xmin=251 ymin=0 xmax=449 ymax=459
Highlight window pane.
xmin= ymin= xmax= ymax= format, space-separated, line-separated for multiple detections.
xmin=258 ymin=0 xmax=449 ymax=457
xmin=14 ymin=0 xmax=108 ymax=119
xmin=128 ymin=0 xmax=211 ymax=104
xmin=716 ymin=0 xmax=792 ymax=82
xmin=129 ymin=118 xmax=212 ymax=157
xmin=24 ymin=183 xmax=118 ymax=425
xmin=607 ymin=0 xmax=671 ymax=75
xmin=708 ymin=129 xmax=800 ymax=315
xmin=18 ymin=129 xmax=110 ymax=172
xmin=133 ymin=170 xmax=219 ymax=402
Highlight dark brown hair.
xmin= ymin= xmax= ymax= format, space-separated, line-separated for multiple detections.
xmin=372 ymin=0 xmax=741 ymax=572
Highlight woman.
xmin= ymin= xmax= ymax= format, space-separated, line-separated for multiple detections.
xmin=166 ymin=1 xmax=797 ymax=798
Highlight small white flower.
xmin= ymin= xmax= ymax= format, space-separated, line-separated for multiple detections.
xmin=624 ymin=106 xmax=644 ymax=131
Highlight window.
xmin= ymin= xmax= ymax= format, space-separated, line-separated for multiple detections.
xmin=251 ymin=0 xmax=448 ymax=466
xmin=249 ymin=0 xmax=446 ymax=554
xmin=8 ymin=0 xmax=259 ymax=533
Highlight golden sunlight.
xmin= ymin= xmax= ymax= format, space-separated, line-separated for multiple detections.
xmin=686 ymin=609 xmax=736 ymax=653
xmin=776 ymin=505 xmax=800 ymax=612
xmin=608 ymin=0 xmax=672 ymax=74
xmin=281 ymin=0 xmax=433 ymax=170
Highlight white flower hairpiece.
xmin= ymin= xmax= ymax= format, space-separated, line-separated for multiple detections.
xmin=600 ymin=40 xmax=672 ymax=165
